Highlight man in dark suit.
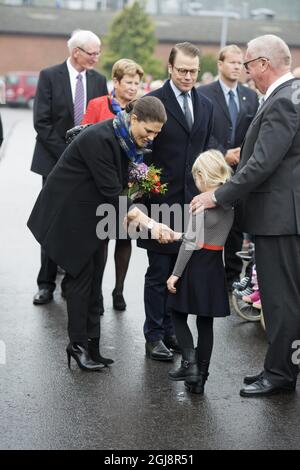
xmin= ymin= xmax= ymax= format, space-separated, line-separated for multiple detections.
xmin=31 ymin=29 xmax=107 ymax=305
xmin=191 ymin=34 xmax=300 ymax=397
xmin=199 ymin=45 xmax=259 ymax=288
xmin=138 ymin=42 xmax=213 ymax=361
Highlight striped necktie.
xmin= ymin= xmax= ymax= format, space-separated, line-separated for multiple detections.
xmin=74 ymin=73 xmax=84 ymax=126
xmin=181 ymin=92 xmax=193 ymax=131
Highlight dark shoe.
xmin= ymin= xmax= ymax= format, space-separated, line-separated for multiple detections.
xmin=240 ymin=376 xmax=295 ymax=397
xmin=88 ymin=338 xmax=114 ymax=366
xmin=33 ymin=288 xmax=53 ymax=305
xmin=244 ymin=370 xmax=264 ymax=385
xmin=184 ymin=359 xmax=210 ymax=394
xmin=164 ymin=335 xmax=181 ymax=353
xmin=145 ymin=340 xmax=174 ymax=361
xmin=169 ymin=349 xmax=200 ymax=382
xmin=112 ymin=290 xmax=126 ymax=311
xmin=66 ymin=343 xmax=105 ymax=371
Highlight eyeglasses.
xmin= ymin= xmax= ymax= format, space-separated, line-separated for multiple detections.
xmin=243 ymin=57 xmax=269 ymax=71
xmin=77 ymin=46 xmax=101 ymax=58
xmin=173 ymin=66 xmax=200 ymax=77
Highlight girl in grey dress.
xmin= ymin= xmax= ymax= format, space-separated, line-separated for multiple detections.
xmin=167 ymin=150 xmax=233 ymax=394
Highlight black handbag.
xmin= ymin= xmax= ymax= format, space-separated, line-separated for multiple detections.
xmin=65 ymin=123 xmax=93 ymax=144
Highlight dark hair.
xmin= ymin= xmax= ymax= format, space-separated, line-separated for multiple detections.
xmin=126 ymin=96 xmax=167 ymax=124
xmin=168 ymin=42 xmax=201 ymax=66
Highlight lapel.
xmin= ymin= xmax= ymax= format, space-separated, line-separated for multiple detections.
xmin=162 ymin=81 xmax=192 ymax=134
xmin=190 ymin=87 xmax=206 ymax=137
xmin=86 ymin=70 xmax=95 ymax=102
xmin=238 ymin=79 xmax=296 ymax=167
xmin=162 ymin=81 xmax=206 ymax=135
xmin=60 ymin=61 xmax=74 ymax=118
xmin=213 ymin=81 xmax=231 ymax=123
xmin=250 ymin=78 xmax=296 ymax=126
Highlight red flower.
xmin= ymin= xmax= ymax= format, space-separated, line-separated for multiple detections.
xmin=151 ymin=182 xmax=162 ymax=193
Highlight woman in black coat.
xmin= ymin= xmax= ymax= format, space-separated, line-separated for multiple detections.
xmin=28 ymin=96 xmax=173 ymax=371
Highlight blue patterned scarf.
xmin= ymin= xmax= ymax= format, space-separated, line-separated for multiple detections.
xmin=109 ymin=89 xmax=123 ymax=115
xmin=113 ymin=110 xmax=150 ymax=164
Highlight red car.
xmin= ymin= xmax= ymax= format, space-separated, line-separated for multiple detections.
xmin=5 ymin=71 xmax=39 ymax=108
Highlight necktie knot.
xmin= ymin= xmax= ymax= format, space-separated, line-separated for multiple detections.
xmin=77 ymin=73 xmax=82 ymax=81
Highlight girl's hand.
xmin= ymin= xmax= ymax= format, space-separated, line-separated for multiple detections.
xmin=167 ymin=275 xmax=179 ymax=294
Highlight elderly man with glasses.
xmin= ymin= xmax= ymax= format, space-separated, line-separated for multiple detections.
xmin=31 ymin=29 xmax=107 ymax=306
xmin=191 ymin=34 xmax=300 ymax=398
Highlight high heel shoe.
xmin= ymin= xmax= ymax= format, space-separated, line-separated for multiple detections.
xmin=66 ymin=343 xmax=105 ymax=371
xmin=88 ymin=338 xmax=114 ymax=366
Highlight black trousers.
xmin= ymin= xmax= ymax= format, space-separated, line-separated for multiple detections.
xmin=37 ymin=177 xmax=57 ymax=291
xmin=224 ymin=215 xmax=243 ymax=285
xmin=255 ymin=235 xmax=300 ymax=388
xmin=144 ymin=251 xmax=177 ymax=342
xmin=64 ymin=242 xmax=107 ymax=345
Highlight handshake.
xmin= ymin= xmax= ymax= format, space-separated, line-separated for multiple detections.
xmin=125 ymin=207 xmax=182 ymax=244
xmin=149 ymin=222 xmax=182 ymax=244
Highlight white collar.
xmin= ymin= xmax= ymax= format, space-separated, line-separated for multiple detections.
xmin=265 ymin=72 xmax=294 ymax=101
xmin=219 ymin=79 xmax=238 ymax=96
xmin=66 ymin=58 xmax=87 ymax=80
xmin=170 ymin=80 xmax=192 ymax=99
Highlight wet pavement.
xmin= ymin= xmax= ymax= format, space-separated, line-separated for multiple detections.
xmin=0 ymin=107 xmax=299 ymax=450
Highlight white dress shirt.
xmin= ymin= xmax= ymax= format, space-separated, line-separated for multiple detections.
xmin=170 ymin=80 xmax=194 ymax=122
xmin=264 ymin=72 xmax=294 ymax=102
xmin=219 ymin=79 xmax=240 ymax=112
xmin=66 ymin=58 xmax=87 ymax=110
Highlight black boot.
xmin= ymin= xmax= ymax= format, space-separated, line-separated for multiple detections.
xmin=168 ymin=349 xmax=200 ymax=382
xmin=184 ymin=359 xmax=210 ymax=394
xmin=88 ymin=338 xmax=114 ymax=366
xmin=66 ymin=343 xmax=105 ymax=371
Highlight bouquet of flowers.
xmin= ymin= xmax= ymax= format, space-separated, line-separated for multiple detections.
xmin=125 ymin=162 xmax=168 ymax=200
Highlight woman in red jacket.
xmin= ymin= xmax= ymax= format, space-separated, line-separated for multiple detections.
xmin=82 ymin=58 xmax=144 ymax=312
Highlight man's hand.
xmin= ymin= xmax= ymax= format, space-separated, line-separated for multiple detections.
xmin=189 ymin=191 xmax=216 ymax=214
xmin=225 ymin=147 xmax=240 ymax=166
xmin=167 ymin=275 xmax=179 ymax=294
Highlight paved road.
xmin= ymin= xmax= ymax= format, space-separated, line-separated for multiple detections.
xmin=0 ymin=107 xmax=299 ymax=450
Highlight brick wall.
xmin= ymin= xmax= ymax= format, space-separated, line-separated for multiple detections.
xmin=1 ymin=34 xmax=300 ymax=76
xmin=0 ymin=35 xmax=68 ymax=74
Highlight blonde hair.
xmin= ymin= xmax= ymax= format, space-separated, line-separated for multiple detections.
xmin=112 ymin=59 xmax=144 ymax=81
xmin=219 ymin=44 xmax=242 ymax=61
xmin=192 ymin=150 xmax=232 ymax=188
